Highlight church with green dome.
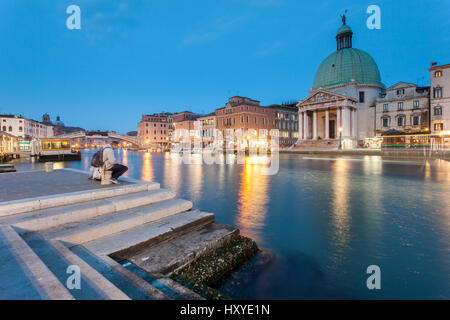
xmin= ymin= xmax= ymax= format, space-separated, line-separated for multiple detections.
xmin=297 ymin=16 xmax=384 ymax=148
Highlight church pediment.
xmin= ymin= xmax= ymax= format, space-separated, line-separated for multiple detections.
xmin=387 ymin=82 xmax=416 ymax=90
xmin=298 ymin=90 xmax=356 ymax=107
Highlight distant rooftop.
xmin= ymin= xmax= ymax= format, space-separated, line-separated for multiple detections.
xmin=430 ymin=62 xmax=450 ymax=70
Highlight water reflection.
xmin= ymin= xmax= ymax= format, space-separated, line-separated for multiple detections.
xmin=121 ymin=149 xmax=129 ymax=178
xmin=331 ymin=158 xmax=351 ymax=255
xmin=186 ymin=160 xmax=203 ymax=203
xmin=362 ymin=156 xmax=382 ymax=175
xmin=163 ymin=154 xmax=182 ymax=195
xmin=236 ymin=156 xmax=270 ymax=243
xmin=141 ymin=152 xmax=154 ymax=182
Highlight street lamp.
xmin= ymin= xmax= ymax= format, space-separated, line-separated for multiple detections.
xmin=339 ymin=127 xmax=343 ymax=150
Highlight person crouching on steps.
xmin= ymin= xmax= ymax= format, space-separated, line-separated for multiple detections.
xmin=103 ymin=141 xmax=128 ymax=184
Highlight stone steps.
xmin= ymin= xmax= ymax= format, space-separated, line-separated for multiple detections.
xmin=119 ymin=260 xmax=203 ymax=300
xmin=68 ymin=245 xmax=170 ymax=300
xmin=0 ymin=182 xmax=160 ymax=217
xmin=20 ymin=231 xmax=129 ymax=300
xmin=85 ymin=210 xmax=215 ymax=259
xmin=0 ymin=170 xmax=245 ymax=300
xmin=296 ymin=139 xmax=340 ymax=149
xmin=1 ymin=189 xmax=176 ymax=232
xmin=0 ymin=225 xmax=74 ymax=300
xmin=130 ymin=223 xmax=239 ymax=275
xmin=39 ymin=199 xmax=193 ymax=245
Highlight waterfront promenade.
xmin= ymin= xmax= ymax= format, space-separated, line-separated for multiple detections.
xmin=0 ymin=169 xmax=246 ymax=300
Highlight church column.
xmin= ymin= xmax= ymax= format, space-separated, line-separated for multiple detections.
xmin=313 ymin=110 xmax=318 ymax=140
xmin=325 ymin=109 xmax=330 ymax=140
xmin=343 ymin=106 xmax=351 ymax=137
xmin=303 ymin=112 xmax=309 ymax=139
xmin=336 ymin=107 xmax=341 ymax=137
xmin=298 ymin=112 xmax=303 ymax=140
xmin=352 ymin=109 xmax=357 ymax=138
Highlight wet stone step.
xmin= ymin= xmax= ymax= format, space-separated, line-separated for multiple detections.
xmin=119 ymin=261 xmax=202 ymax=300
xmin=130 ymin=223 xmax=239 ymax=275
xmin=20 ymin=232 xmax=106 ymax=300
xmin=68 ymin=245 xmax=167 ymax=300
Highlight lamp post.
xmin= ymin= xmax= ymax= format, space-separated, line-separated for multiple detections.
xmin=339 ymin=127 xmax=343 ymax=150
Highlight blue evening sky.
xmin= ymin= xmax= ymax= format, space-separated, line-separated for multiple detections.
xmin=0 ymin=0 xmax=448 ymax=133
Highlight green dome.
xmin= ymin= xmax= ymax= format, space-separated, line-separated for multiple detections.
xmin=312 ymin=48 xmax=383 ymax=90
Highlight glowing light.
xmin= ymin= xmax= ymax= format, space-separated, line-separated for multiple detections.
xmin=236 ymin=157 xmax=269 ymax=242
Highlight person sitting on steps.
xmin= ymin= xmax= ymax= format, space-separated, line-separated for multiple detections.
xmin=103 ymin=141 xmax=128 ymax=184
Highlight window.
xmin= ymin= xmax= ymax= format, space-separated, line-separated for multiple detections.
xmin=434 ymin=106 xmax=442 ymax=116
xmin=359 ymin=91 xmax=365 ymax=103
xmin=398 ymin=102 xmax=404 ymax=110
xmin=434 ymin=123 xmax=444 ymax=131
xmin=383 ymin=118 xmax=389 ymax=127
xmin=8 ymin=126 xmax=12 ymax=132
xmin=413 ymin=100 xmax=419 ymax=109
xmin=397 ymin=117 xmax=404 ymax=126
xmin=383 ymin=104 xmax=389 ymax=112
xmin=435 ymin=71 xmax=442 ymax=78
xmin=413 ymin=116 xmax=419 ymax=126
xmin=2 ymin=126 xmax=5 ymax=131
xmin=434 ymin=87 xmax=443 ymax=98
xmin=397 ymin=89 xmax=405 ymax=95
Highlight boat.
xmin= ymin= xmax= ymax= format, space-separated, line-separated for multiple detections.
xmin=38 ymin=138 xmax=81 ymax=162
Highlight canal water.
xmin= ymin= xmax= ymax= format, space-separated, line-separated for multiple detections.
xmin=11 ymin=150 xmax=450 ymax=299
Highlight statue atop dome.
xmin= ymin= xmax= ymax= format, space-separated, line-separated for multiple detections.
xmin=341 ymin=10 xmax=348 ymax=25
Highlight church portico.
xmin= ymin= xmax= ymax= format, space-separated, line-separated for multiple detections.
xmin=297 ymin=91 xmax=358 ymax=142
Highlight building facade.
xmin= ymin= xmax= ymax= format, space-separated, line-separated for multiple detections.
xmin=215 ymin=97 xmax=276 ymax=149
xmin=269 ymin=104 xmax=299 ymax=146
xmin=197 ymin=113 xmax=217 ymax=147
xmin=172 ymin=111 xmax=198 ymax=123
xmin=137 ymin=113 xmax=173 ymax=149
xmin=297 ymin=19 xmax=384 ymax=149
xmin=0 ymin=132 xmax=19 ymax=155
xmin=430 ymin=63 xmax=450 ymax=134
xmin=0 ymin=115 xmax=53 ymax=139
xmin=375 ymin=82 xmax=430 ymax=135
xmin=215 ymin=97 xmax=275 ymax=134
